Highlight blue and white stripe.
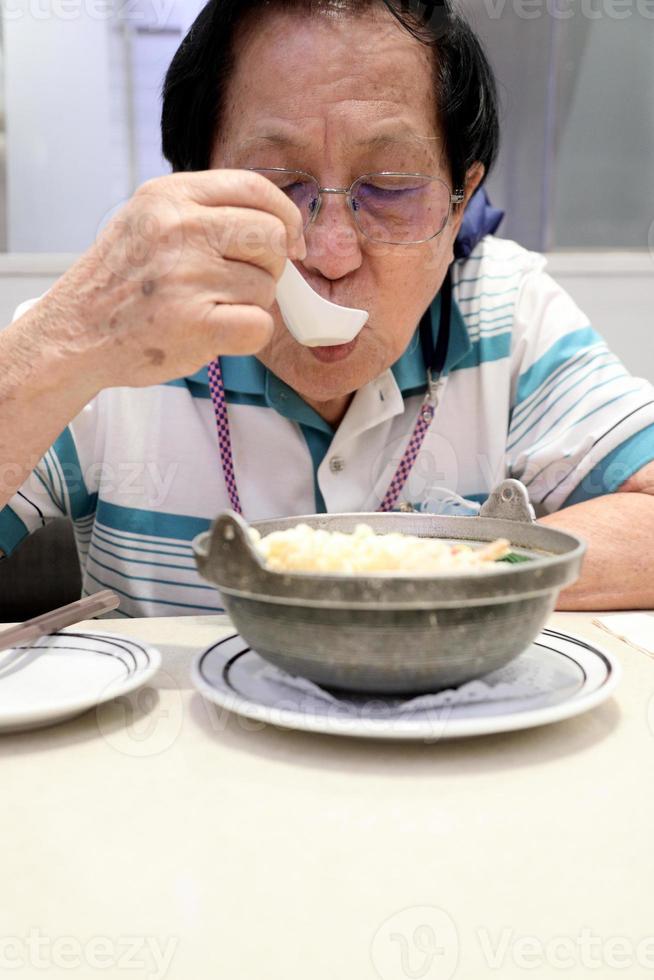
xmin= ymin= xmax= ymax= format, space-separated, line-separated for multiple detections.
xmin=2 ymin=234 xmax=653 ymax=616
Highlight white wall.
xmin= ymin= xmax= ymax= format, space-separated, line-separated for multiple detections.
xmin=0 ymin=0 xmax=204 ymax=254
xmin=462 ymin=1 xmax=654 ymax=251
xmin=545 ymin=252 xmax=654 ymax=382
xmin=3 ymin=5 xmax=129 ymax=252
xmin=1 ymin=251 xmax=652 ymax=381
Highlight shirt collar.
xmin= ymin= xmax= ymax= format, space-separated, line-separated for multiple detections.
xmin=183 ymin=355 xmax=264 ymax=394
xmin=183 ymin=283 xmax=471 ymax=397
xmin=391 ymin=291 xmax=471 ymax=394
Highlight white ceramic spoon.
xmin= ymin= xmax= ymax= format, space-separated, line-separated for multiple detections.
xmin=275 ymin=259 xmax=369 ymax=348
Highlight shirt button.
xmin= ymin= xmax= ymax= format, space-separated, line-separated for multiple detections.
xmin=329 ymin=456 xmax=345 ymax=474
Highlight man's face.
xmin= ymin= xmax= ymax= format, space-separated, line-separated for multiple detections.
xmin=211 ymin=7 xmax=475 ymax=403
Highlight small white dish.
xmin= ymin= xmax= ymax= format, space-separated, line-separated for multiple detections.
xmin=275 ymin=259 xmax=369 ymax=348
xmin=191 ymin=629 xmax=621 ymax=740
xmin=0 ymin=630 xmax=161 ymax=733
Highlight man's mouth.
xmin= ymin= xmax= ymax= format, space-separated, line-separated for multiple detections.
xmin=308 ymin=336 xmax=360 ymax=363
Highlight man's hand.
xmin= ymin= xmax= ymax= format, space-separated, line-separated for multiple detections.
xmin=20 ymin=169 xmax=306 ymax=394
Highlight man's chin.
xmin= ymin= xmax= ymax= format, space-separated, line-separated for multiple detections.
xmin=290 ymin=358 xmax=368 ymax=404
xmin=268 ymin=332 xmax=386 ymax=402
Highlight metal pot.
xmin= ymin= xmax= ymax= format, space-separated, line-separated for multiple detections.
xmin=193 ymin=480 xmax=585 ymax=695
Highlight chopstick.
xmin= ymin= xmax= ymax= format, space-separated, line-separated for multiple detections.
xmin=0 ymin=590 xmax=120 ymax=653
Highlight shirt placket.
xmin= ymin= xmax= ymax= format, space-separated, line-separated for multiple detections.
xmin=317 ymin=370 xmax=406 ymax=513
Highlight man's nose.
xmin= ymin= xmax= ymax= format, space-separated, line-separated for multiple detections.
xmin=302 ymin=191 xmax=363 ymax=279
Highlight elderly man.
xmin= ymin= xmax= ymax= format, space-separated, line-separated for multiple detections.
xmin=0 ymin=0 xmax=653 ymax=617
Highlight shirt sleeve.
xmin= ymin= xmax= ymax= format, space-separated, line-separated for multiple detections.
xmin=0 ymin=296 xmax=100 ymax=556
xmin=507 ymin=266 xmax=654 ymax=515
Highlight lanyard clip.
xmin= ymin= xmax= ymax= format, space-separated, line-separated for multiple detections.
xmin=426 ymin=368 xmax=443 ymax=405
xmin=420 ymin=369 xmax=443 ymax=425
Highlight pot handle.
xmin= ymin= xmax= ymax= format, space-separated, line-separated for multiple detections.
xmin=479 ymin=479 xmax=536 ymax=524
xmin=196 ymin=510 xmax=272 ymax=590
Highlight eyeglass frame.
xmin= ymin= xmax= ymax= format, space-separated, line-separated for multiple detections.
xmin=245 ymin=166 xmax=465 ymax=246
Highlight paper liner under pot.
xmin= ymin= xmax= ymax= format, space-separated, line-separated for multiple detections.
xmin=193 ymin=480 xmax=586 ymax=695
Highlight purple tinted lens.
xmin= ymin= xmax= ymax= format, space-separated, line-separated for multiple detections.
xmin=353 ymin=175 xmax=451 ymax=243
xmin=252 ymin=170 xmax=318 ymax=228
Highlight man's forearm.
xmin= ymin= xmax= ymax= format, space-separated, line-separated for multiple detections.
xmin=539 ymin=492 xmax=654 ymax=611
xmin=0 ymin=305 xmax=96 ymax=512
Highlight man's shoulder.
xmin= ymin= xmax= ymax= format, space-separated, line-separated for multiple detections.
xmin=452 ymin=234 xmax=547 ymax=289
xmin=448 ymin=236 xmax=547 ymax=367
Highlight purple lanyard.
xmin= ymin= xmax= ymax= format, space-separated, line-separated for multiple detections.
xmin=208 ymin=271 xmax=451 ymax=516
xmin=208 ymin=358 xmax=442 ymax=515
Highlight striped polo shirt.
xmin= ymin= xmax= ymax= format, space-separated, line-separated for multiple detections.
xmin=3 ymin=235 xmax=654 ymax=618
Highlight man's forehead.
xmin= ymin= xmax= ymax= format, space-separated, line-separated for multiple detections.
xmin=236 ymin=122 xmax=441 ymax=154
xmin=225 ymin=11 xmax=438 ymax=158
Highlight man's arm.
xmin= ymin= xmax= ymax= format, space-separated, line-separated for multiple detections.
xmin=0 ymin=169 xmax=305 ymax=527
xmin=539 ymin=461 xmax=654 ymax=610
xmin=0 ymin=307 xmax=98 ymax=513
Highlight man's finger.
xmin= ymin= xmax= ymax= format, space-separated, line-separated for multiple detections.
xmin=204 ymin=303 xmax=275 ymax=356
xmin=173 ymin=169 xmax=306 ymax=258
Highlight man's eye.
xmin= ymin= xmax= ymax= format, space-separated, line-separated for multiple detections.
xmin=360 ymin=183 xmax=423 ymax=197
xmin=362 ymin=184 xmax=407 ymax=197
xmin=357 ymin=183 xmax=418 ymax=205
xmin=278 ymin=182 xmax=319 ymax=216
xmin=279 ymin=181 xmax=313 ymax=202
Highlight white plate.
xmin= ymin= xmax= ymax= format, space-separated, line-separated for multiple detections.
xmin=191 ymin=629 xmax=621 ymax=740
xmin=0 ymin=630 xmax=161 ymax=733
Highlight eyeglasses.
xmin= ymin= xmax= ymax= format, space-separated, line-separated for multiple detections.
xmin=246 ymin=167 xmax=465 ymax=246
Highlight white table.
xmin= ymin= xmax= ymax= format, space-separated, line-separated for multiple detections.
xmin=1 ymin=611 xmax=653 ymax=979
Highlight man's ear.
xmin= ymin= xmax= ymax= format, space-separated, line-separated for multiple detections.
xmin=463 ymin=161 xmax=485 ymax=206
xmin=449 ymin=162 xmax=485 ymax=239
